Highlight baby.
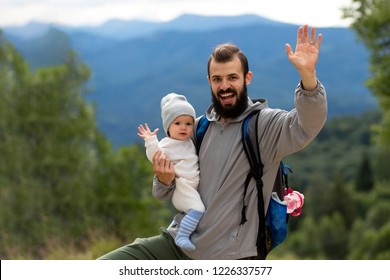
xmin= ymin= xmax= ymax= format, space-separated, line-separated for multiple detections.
xmin=138 ymin=93 xmax=205 ymax=251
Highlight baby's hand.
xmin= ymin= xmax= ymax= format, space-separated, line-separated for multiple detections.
xmin=137 ymin=123 xmax=159 ymax=138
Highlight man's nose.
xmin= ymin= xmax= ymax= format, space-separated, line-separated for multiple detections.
xmin=220 ymin=79 xmax=230 ymax=91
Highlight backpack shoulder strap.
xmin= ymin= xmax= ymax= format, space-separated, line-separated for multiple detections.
xmin=242 ymin=110 xmax=263 ymax=177
xmin=195 ymin=115 xmax=210 ymax=154
xmin=240 ymin=110 xmax=262 ymax=214
xmin=240 ymin=109 xmax=269 ymax=259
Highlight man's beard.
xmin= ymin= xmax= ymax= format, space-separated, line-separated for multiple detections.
xmin=211 ymin=83 xmax=248 ymax=119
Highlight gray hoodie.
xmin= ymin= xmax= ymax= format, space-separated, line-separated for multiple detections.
xmin=153 ymin=81 xmax=327 ymax=259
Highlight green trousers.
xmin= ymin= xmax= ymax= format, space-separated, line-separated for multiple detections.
xmin=97 ymin=228 xmax=192 ymax=260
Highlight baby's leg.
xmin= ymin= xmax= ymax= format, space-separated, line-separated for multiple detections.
xmin=174 ymin=209 xmax=203 ymax=251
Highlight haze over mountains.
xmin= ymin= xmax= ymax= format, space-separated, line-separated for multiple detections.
xmin=2 ymin=14 xmax=377 ymax=147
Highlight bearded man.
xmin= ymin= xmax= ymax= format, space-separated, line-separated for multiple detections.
xmin=98 ymin=24 xmax=327 ymax=260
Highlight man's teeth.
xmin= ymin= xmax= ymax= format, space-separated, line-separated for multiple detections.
xmin=221 ymin=93 xmax=234 ymax=98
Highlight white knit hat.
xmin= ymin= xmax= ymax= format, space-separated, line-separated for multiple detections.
xmin=161 ymin=93 xmax=196 ymax=136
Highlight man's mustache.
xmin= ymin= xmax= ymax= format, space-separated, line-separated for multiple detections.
xmin=218 ymin=88 xmax=236 ymax=95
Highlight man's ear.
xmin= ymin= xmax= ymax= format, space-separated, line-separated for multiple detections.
xmin=245 ymin=71 xmax=253 ymax=85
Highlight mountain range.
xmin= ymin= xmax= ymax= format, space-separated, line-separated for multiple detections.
xmin=2 ymin=14 xmax=377 ymax=147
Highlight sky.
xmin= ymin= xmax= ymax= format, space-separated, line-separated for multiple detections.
xmin=0 ymin=0 xmax=355 ymax=27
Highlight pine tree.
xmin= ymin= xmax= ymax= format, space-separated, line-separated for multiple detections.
xmin=355 ymin=152 xmax=375 ymax=192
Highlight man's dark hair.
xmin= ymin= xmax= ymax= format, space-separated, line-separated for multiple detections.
xmin=207 ymin=43 xmax=249 ymax=77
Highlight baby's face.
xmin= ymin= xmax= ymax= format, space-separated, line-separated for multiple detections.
xmin=168 ymin=115 xmax=194 ymax=141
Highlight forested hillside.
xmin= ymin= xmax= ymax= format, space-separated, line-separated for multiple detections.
xmin=0 ymin=33 xmax=171 ymax=259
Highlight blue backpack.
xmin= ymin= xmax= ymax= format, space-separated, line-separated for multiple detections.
xmin=196 ymin=109 xmax=293 ymax=259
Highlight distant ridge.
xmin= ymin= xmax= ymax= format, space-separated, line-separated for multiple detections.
xmin=3 ymin=14 xmax=291 ymax=40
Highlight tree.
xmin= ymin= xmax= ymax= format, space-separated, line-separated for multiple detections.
xmin=343 ymin=0 xmax=390 ymax=147
xmin=0 ymin=29 xmax=102 ymax=257
xmin=355 ymin=152 xmax=375 ymax=192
